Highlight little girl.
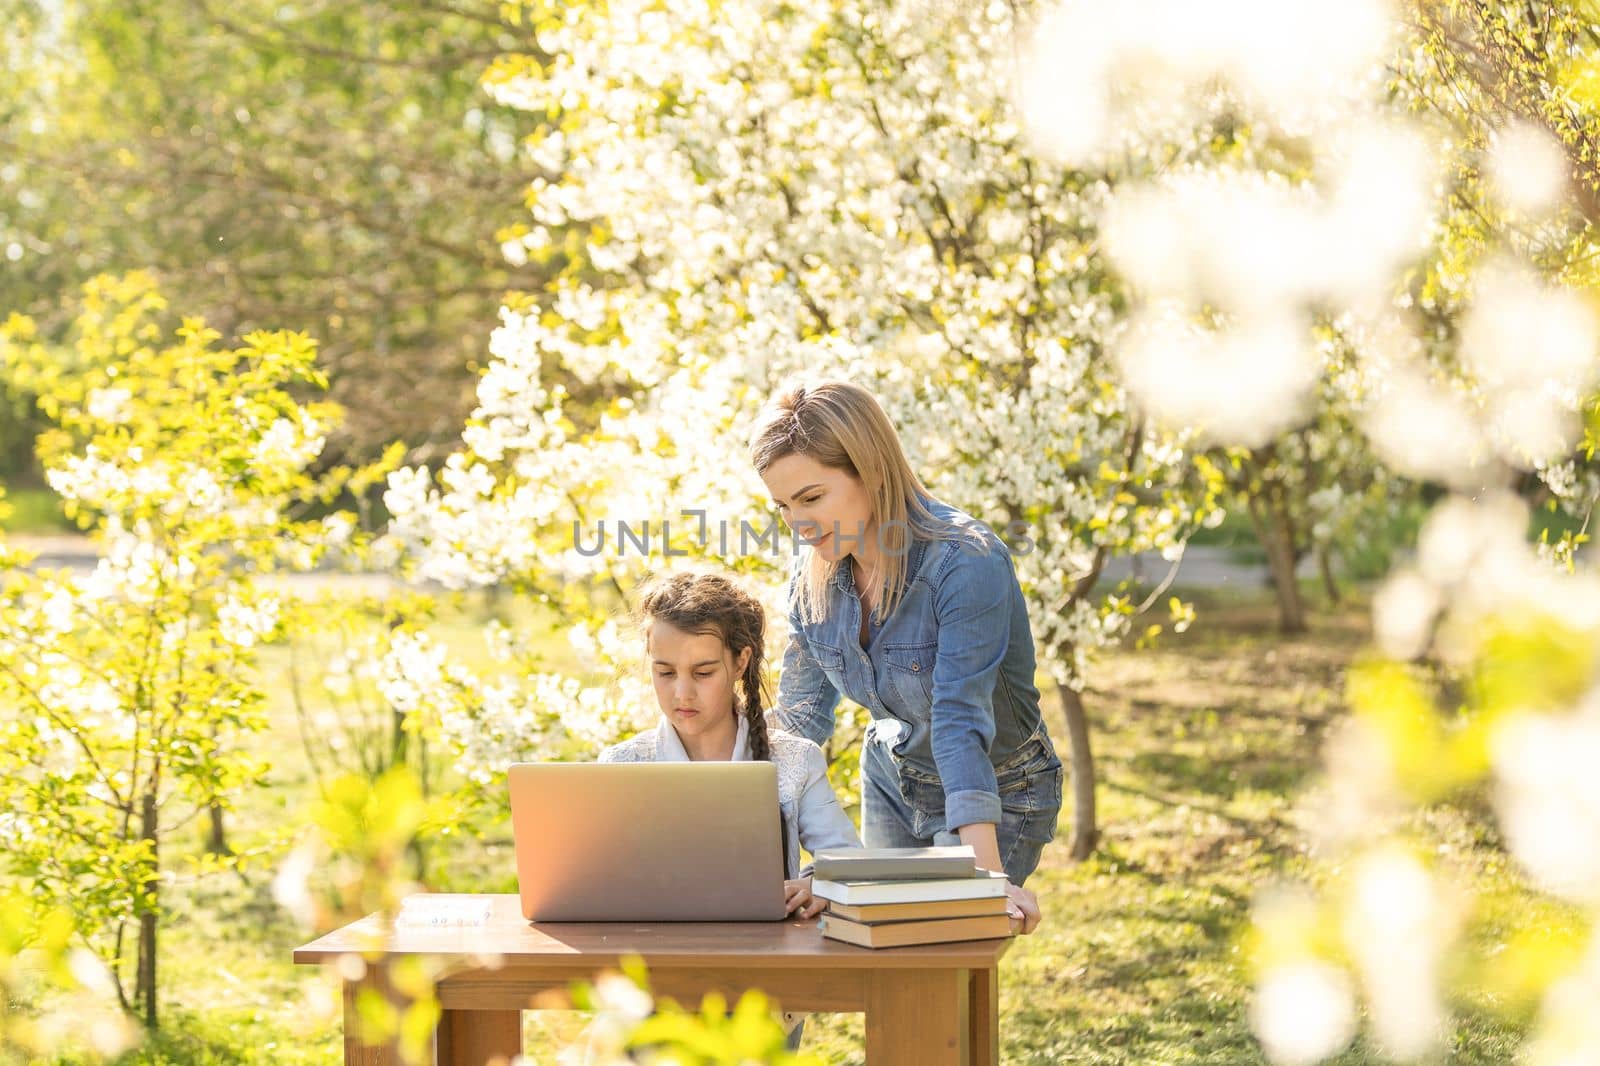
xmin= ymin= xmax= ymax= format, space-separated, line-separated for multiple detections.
xmin=598 ymin=569 xmax=861 ymax=1049
xmin=599 ymin=568 xmax=861 ymax=911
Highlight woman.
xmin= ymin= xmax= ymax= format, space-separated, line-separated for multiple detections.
xmin=751 ymin=379 xmax=1063 ymax=934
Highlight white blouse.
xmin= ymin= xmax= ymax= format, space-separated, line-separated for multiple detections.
xmin=598 ymin=714 xmax=862 ymax=879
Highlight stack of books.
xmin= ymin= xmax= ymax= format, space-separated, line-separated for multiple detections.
xmin=811 ymin=846 xmax=1013 ymax=948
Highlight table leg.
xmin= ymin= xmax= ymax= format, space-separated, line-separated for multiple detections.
xmin=435 ymin=1008 xmax=524 ymax=1066
xmin=968 ymin=966 xmax=998 ymax=1066
xmin=864 ymin=968 xmax=968 ymax=1065
xmin=342 ymin=977 xmax=401 ymax=1066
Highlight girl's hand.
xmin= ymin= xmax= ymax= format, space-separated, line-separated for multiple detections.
xmin=784 ymin=877 xmax=827 ymax=919
xmin=1004 ymin=880 xmax=1041 ymax=935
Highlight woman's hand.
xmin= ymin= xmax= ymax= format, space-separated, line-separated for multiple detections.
xmin=785 ymin=877 xmax=827 ymax=919
xmin=949 ymin=823 xmax=1041 ymax=933
xmin=1004 ymin=880 xmax=1041 ymax=935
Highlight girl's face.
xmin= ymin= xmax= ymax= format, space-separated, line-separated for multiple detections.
xmin=648 ymin=621 xmax=752 ymax=744
xmin=760 ymin=452 xmax=876 ymax=564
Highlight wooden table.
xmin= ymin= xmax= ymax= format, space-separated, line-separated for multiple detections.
xmin=293 ymin=894 xmax=1010 ymax=1065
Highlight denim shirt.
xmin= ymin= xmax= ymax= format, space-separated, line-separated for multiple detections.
xmin=597 ymin=714 xmax=862 ymax=880
xmin=774 ymin=497 xmax=1051 ymax=831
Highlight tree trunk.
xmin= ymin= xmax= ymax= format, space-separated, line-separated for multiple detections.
xmin=137 ymin=791 xmax=159 ymax=1030
xmin=204 ymin=721 xmax=230 ymax=855
xmin=1268 ymin=516 xmax=1307 ymax=634
xmin=391 ymin=707 xmax=408 ymax=770
xmin=413 ymin=734 xmax=430 ymax=882
xmin=1055 ymin=685 xmax=1099 ymax=861
xmin=206 ymin=801 xmax=230 ymax=856
xmin=1317 ymin=546 xmax=1341 ymax=606
xmin=1246 ymin=494 xmax=1307 ymax=634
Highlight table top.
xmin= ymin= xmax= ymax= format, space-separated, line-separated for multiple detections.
xmin=293 ymin=894 xmax=1013 ymax=971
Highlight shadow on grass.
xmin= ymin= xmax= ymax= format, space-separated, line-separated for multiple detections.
xmin=1125 ymin=750 xmax=1314 ymax=803
xmin=73 ymin=1005 xmax=338 ymax=1066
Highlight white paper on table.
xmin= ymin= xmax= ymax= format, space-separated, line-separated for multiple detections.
xmin=394 ymin=894 xmax=493 ymax=928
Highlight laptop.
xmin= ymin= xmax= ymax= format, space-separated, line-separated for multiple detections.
xmin=507 ymin=762 xmax=789 ymax=922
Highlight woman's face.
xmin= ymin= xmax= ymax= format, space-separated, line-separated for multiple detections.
xmin=648 ymin=621 xmax=752 ymax=744
xmin=760 ymin=452 xmax=876 ymax=564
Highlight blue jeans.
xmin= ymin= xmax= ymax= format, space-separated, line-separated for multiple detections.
xmin=860 ymin=727 xmax=1063 ymax=886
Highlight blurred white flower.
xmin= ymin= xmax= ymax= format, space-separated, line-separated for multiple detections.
xmin=1462 ymin=263 xmax=1597 ymax=396
xmin=217 ymin=595 xmax=280 ymax=648
xmin=1489 ymin=386 xmax=1579 ymax=467
xmin=1304 ymin=717 xmax=1405 ymax=853
xmin=85 ymin=1012 xmax=141 ymax=1057
xmin=46 ymin=451 xmax=132 ymax=508
xmin=1363 ymin=368 xmax=1488 ymax=487
xmin=40 ymin=587 xmax=75 ymax=635
xmin=567 ymin=622 xmax=600 ymax=665
xmin=1319 ymin=120 xmax=1436 ymax=305
xmin=1222 ymin=0 xmax=1393 ymax=124
xmin=1410 ymin=495 xmax=1600 ymax=664
xmin=1488 ymin=121 xmax=1569 ymax=216
xmin=319 ymin=512 xmax=356 ymax=549
xmin=1453 ymin=263 xmax=1599 ymax=467
xmin=1415 ymin=492 xmax=1527 ymax=590
xmin=176 ymin=467 xmax=227 ymax=518
xmin=0 ymin=811 xmax=36 ymax=844
xmin=592 ymin=972 xmax=654 ymax=1022
xmin=272 ymin=839 xmax=318 ymax=927
xmin=67 ymin=947 xmax=119 ymax=1000
xmin=1251 ymin=960 xmax=1358 ymax=1065
xmin=1343 ymin=848 xmax=1450 ymax=1059
xmin=1492 ymin=703 xmax=1600 ymax=904
xmin=1103 ymin=172 xmax=1315 ymax=312
xmin=553 ymin=972 xmax=655 ymax=1066
xmin=1371 ymin=568 xmax=1440 ymax=660
xmin=500 ymin=237 xmax=530 ymax=267
xmin=1523 ymin=932 xmax=1600 ymax=1066
xmin=379 ymin=630 xmax=457 ymax=714
xmin=1117 ymin=308 xmax=1319 ymax=446
xmin=1018 ymin=0 xmax=1395 ymax=164
xmin=1015 ymin=2 xmax=1113 ymax=165
xmin=85 ymin=386 xmax=131 ymax=423
xmin=484 ymin=618 xmax=516 ymax=662
xmin=253 ymin=414 xmax=325 ymax=470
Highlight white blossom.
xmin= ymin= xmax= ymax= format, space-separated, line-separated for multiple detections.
xmin=1251 ymin=961 xmax=1358 ymax=1066
xmin=1487 ymin=121 xmax=1570 ymax=217
xmin=1343 ymin=849 xmax=1451 ymax=1059
xmin=1492 ymin=701 xmax=1600 ymax=904
xmin=84 ymin=386 xmax=131 ymax=423
xmin=217 ymin=596 xmax=280 ymax=649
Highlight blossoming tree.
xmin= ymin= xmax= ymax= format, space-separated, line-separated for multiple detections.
xmin=1011 ymin=0 xmax=1600 ymax=1060
xmin=384 ymin=0 xmax=1243 ymax=859
xmin=0 ymin=273 xmax=366 ymax=1028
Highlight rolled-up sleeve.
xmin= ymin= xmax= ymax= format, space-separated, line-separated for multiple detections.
xmin=774 ymin=579 xmax=843 ymax=747
xmin=794 ymin=742 xmax=863 ymax=877
xmin=930 ymin=539 xmax=1011 ymax=830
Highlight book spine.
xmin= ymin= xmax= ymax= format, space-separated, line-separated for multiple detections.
xmin=812 ymin=878 xmax=1008 ymax=906
xmin=812 ymin=862 xmax=976 ymax=881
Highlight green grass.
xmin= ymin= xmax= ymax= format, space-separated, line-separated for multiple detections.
xmin=1 ymin=485 xmax=71 ymax=533
xmin=801 ymin=599 xmax=1532 ymax=1064
xmin=20 ymin=592 xmax=1553 ymax=1064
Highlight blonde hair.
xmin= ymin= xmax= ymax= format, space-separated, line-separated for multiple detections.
xmin=747 ymin=379 xmax=987 ymax=625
